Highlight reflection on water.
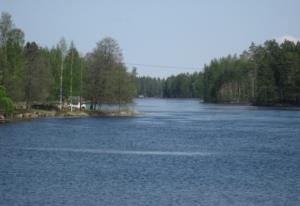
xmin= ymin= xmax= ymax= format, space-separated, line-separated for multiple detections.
xmin=14 ymin=147 xmax=214 ymax=156
xmin=0 ymin=98 xmax=299 ymax=206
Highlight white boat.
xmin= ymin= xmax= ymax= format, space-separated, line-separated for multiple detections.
xmin=68 ymin=103 xmax=86 ymax=110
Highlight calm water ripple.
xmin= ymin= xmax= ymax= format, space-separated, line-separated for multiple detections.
xmin=0 ymin=99 xmax=300 ymax=206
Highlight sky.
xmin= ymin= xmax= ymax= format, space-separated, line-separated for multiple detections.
xmin=1 ymin=0 xmax=300 ymax=77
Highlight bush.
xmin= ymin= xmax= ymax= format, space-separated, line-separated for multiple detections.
xmin=0 ymin=86 xmax=15 ymax=115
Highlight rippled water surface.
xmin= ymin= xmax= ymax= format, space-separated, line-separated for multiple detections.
xmin=0 ymin=99 xmax=300 ymax=206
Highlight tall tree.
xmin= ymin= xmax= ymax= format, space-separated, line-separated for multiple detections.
xmin=23 ymin=42 xmax=52 ymax=109
xmin=0 ymin=12 xmax=13 ymax=84
xmin=84 ymin=37 xmax=135 ymax=109
xmin=49 ymin=46 xmax=63 ymax=100
xmin=0 ymin=12 xmax=25 ymax=101
xmin=63 ymin=41 xmax=81 ymax=100
xmin=4 ymin=28 xmax=25 ymax=101
xmin=58 ymin=37 xmax=67 ymax=109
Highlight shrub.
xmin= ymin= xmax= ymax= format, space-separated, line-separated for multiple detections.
xmin=0 ymin=86 xmax=15 ymax=115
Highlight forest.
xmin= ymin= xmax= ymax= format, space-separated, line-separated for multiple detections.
xmin=1 ymin=11 xmax=300 ymax=117
xmin=202 ymin=41 xmax=300 ymax=105
xmin=0 ymin=12 xmax=136 ymax=115
xmin=136 ymin=72 xmax=203 ymax=98
xmin=137 ymin=41 xmax=300 ymax=106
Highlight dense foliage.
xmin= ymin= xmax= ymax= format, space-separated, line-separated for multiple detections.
xmin=137 ymin=72 xmax=203 ymax=98
xmin=84 ymin=37 xmax=136 ymax=108
xmin=163 ymin=73 xmax=203 ymax=98
xmin=0 ymin=12 xmax=136 ymax=110
xmin=1 ymin=12 xmax=299 ymax=109
xmin=0 ymin=85 xmax=14 ymax=115
xmin=202 ymin=41 xmax=300 ymax=105
xmin=136 ymin=76 xmax=164 ymax=97
xmin=138 ymin=40 xmax=300 ymax=106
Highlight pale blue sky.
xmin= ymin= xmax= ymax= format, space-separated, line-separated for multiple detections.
xmin=1 ymin=0 xmax=300 ymax=77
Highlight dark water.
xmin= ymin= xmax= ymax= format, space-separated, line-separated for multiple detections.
xmin=0 ymin=99 xmax=300 ymax=206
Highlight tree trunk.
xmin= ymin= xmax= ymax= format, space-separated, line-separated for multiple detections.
xmin=70 ymin=49 xmax=73 ymax=111
xmin=59 ymin=55 xmax=63 ymax=110
xmin=79 ymin=59 xmax=83 ymax=110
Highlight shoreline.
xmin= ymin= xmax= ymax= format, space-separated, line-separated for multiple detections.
xmin=0 ymin=110 xmax=143 ymax=123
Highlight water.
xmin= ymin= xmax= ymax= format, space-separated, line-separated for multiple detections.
xmin=0 ymin=99 xmax=299 ymax=206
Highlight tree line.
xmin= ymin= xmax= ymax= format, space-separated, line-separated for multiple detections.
xmin=136 ymin=72 xmax=203 ymax=98
xmin=0 ymin=12 xmax=136 ymax=115
xmin=1 ymin=11 xmax=300 ymax=116
xmin=137 ymin=40 xmax=300 ymax=106
xmin=202 ymin=41 xmax=300 ymax=105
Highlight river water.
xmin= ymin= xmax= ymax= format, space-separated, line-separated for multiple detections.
xmin=0 ymin=99 xmax=299 ymax=206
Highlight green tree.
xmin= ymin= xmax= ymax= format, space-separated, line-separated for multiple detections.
xmin=63 ymin=42 xmax=81 ymax=100
xmin=23 ymin=42 xmax=52 ymax=109
xmin=0 ymin=12 xmax=13 ymax=85
xmin=58 ymin=37 xmax=67 ymax=109
xmin=84 ymin=37 xmax=135 ymax=109
xmin=0 ymin=85 xmax=15 ymax=115
xmin=0 ymin=12 xmax=25 ymax=101
xmin=110 ymin=64 xmax=136 ymax=110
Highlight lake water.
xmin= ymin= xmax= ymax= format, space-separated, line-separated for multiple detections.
xmin=0 ymin=99 xmax=300 ymax=206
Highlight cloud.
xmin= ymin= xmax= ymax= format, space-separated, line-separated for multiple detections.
xmin=276 ymin=35 xmax=299 ymax=44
